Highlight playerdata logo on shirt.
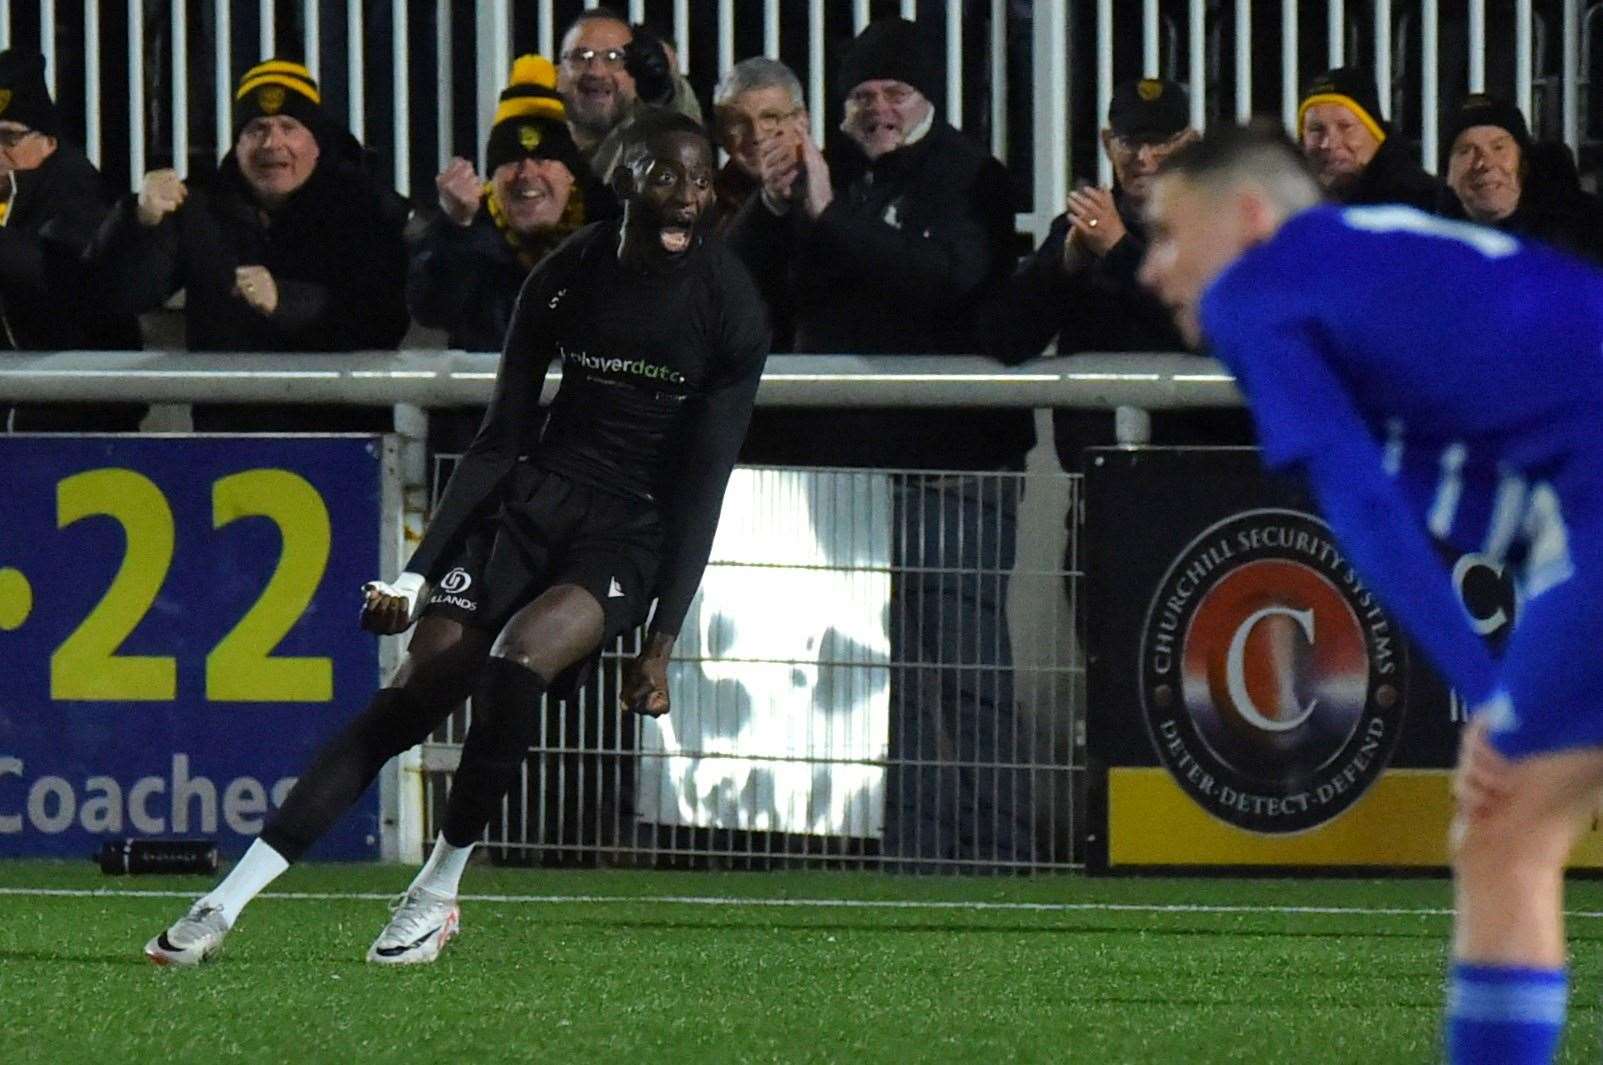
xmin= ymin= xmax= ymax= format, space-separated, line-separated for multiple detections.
xmin=1138 ymin=508 xmax=1408 ymax=834
xmin=559 ymin=344 xmax=686 ymax=386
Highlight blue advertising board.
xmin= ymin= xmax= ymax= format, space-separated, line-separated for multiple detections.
xmin=0 ymin=436 xmax=388 ymax=860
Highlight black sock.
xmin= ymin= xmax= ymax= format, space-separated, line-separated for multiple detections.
xmin=441 ymin=657 xmax=547 ymax=847
xmin=262 ymin=686 xmax=447 ymax=862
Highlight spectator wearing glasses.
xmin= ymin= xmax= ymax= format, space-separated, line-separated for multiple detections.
xmin=0 ymin=49 xmax=142 ymax=431
xmin=980 ymin=77 xmax=1251 ymax=468
xmin=1298 ymin=66 xmax=1438 ymax=209
xmin=93 ymin=58 xmax=409 ymax=432
xmin=728 ymin=18 xmax=1033 ymax=874
xmin=710 ymin=57 xmax=806 ymax=239
xmin=555 ymin=8 xmax=702 ymax=183
xmin=1438 ymin=93 xmax=1603 ymax=264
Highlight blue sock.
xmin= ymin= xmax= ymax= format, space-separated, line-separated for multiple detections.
xmin=1446 ymin=962 xmax=1567 ymax=1064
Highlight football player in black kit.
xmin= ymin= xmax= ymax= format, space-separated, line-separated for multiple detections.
xmin=146 ymin=110 xmax=770 ymax=967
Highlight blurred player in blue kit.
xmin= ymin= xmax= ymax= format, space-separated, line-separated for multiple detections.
xmin=1139 ymin=125 xmax=1603 ymax=1064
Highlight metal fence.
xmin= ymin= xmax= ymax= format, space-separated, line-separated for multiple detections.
xmin=423 ymin=461 xmax=1084 ymax=873
xmin=0 ymin=1 xmax=1594 ymax=243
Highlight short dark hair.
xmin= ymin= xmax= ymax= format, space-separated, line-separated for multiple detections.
xmin=617 ymin=107 xmax=710 ymax=170
xmin=1158 ymin=122 xmax=1322 ymax=211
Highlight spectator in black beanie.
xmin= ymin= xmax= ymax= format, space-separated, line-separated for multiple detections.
xmin=92 ymin=58 xmax=409 ymax=432
xmin=0 ymin=49 xmax=142 ymax=431
xmin=1298 ymin=66 xmax=1438 ymax=208
xmin=1439 ymin=93 xmax=1603 ymax=264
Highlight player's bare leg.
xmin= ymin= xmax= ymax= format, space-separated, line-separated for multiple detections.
xmin=367 ymin=585 xmax=604 ymax=965
xmin=1445 ymin=717 xmax=1603 ymax=1061
xmin=146 ymin=616 xmax=488 ymax=966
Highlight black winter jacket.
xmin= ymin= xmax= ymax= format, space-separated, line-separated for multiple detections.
xmin=94 ymin=151 xmax=409 ymax=354
xmin=727 ymin=120 xmax=1032 ymax=470
xmin=1340 ymin=135 xmax=1441 ymax=209
xmin=0 ymin=141 xmax=139 ymax=352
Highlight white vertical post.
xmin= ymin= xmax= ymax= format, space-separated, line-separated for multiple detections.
xmin=1329 ymin=0 xmax=1345 ymax=66
xmin=172 ymin=0 xmax=187 ymax=177
xmin=304 ymin=0 xmax=320 ymax=81
xmin=86 ymin=0 xmax=102 ymax=167
xmin=538 ymin=0 xmax=554 ymax=59
xmin=0 ymin=4 xmax=9 ymax=50
xmin=393 ymin=0 xmax=409 ymax=194
xmin=1236 ymin=0 xmax=1252 ymax=123
xmin=1143 ymin=0 xmax=1159 ymax=76
xmin=990 ymin=0 xmax=1006 ymax=161
xmin=946 ymin=0 xmax=962 ymax=127
xmin=764 ymin=0 xmax=780 ymax=59
xmin=1281 ymin=0 xmax=1298 ymax=134
xmin=1564 ymin=0 xmax=1580 ymax=157
xmin=129 ymin=0 xmax=145 ymax=190
xmin=1515 ymin=0 xmax=1533 ymax=120
xmin=854 ymin=0 xmax=870 ymax=34
xmin=437 ymin=0 xmax=451 ymax=172
xmin=259 ymin=0 xmax=273 ymax=57
xmin=674 ymin=0 xmax=690 ymax=75
xmin=718 ymin=0 xmax=734 ymax=80
xmin=1035 ymin=0 xmax=1068 ymax=232
xmin=1189 ymin=0 xmax=1205 ymax=131
xmin=477 ymin=0 xmax=509 ymax=173
xmin=629 ymin=0 xmax=645 ymax=22
xmin=1467 ymin=0 xmax=1485 ymax=91
xmin=41 ymin=3 xmax=57 ymax=95
xmin=1374 ymin=0 xmax=1391 ymax=120
xmin=1421 ymin=0 xmax=1438 ymax=170
xmin=215 ymin=0 xmax=231 ymax=162
xmin=809 ymin=0 xmax=825 ymax=145
xmin=1097 ymin=0 xmax=1112 ymax=186
xmin=901 ymin=0 xmax=916 ymax=20
xmin=348 ymin=1 xmax=364 ymax=139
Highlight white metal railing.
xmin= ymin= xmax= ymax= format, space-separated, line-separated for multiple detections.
xmin=6 ymin=2 xmax=1593 ymax=238
xmin=0 ymin=351 xmax=1241 ymax=411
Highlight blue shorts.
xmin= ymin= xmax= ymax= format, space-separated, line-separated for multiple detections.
xmin=1481 ymin=552 xmax=1603 ymax=759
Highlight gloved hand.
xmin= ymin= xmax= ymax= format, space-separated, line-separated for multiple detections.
xmin=624 ymin=24 xmax=674 ymax=106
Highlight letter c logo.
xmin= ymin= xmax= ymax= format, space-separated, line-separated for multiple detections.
xmin=1226 ymin=606 xmax=1318 ymax=732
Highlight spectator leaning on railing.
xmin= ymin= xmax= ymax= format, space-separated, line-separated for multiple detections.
xmin=1298 ymin=66 xmax=1439 ymax=209
xmin=555 ymin=7 xmax=703 ymax=184
xmin=728 ymin=17 xmax=1034 ymax=873
xmin=1438 ymin=93 xmax=1603 ymax=264
xmin=710 ymin=57 xmax=807 ymax=238
xmin=0 ymin=49 xmax=142 ymax=432
xmin=91 ymin=58 xmax=409 ymax=432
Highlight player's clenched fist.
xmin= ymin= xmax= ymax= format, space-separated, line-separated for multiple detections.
xmin=436 ymin=157 xmax=483 ymax=227
xmin=360 ymin=574 xmax=426 ymax=635
xmin=137 ymin=168 xmax=188 ymax=226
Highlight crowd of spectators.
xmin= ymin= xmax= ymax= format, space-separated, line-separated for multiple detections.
xmin=4 ymin=9 xmax=1603 ymax=870
xmin=3 ymin=19 xmax=1594 ymax=435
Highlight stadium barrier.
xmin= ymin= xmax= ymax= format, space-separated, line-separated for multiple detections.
xmin=0 ymin=349 xmax=1231 ymax=872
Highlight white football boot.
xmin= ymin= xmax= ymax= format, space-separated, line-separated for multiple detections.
xmin=366 ymin=887 xmax=460 ymax=965
xmin=144 ymin=900 xmax=231 ymax=966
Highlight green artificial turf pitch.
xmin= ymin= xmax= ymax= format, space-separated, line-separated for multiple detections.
xmin=6 ymin=861 xmax=1603 ymax=1063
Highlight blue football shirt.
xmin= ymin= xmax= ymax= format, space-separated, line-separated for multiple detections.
xmin=1200 ymin=204 xmax=1603 ymax=704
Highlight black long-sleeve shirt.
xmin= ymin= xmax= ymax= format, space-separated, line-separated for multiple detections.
xmin=406 ymin=220 xmax=770 ymax=636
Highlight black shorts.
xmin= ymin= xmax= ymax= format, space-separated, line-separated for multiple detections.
xmin=420 ymin=466 xmax=662 ymax=644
